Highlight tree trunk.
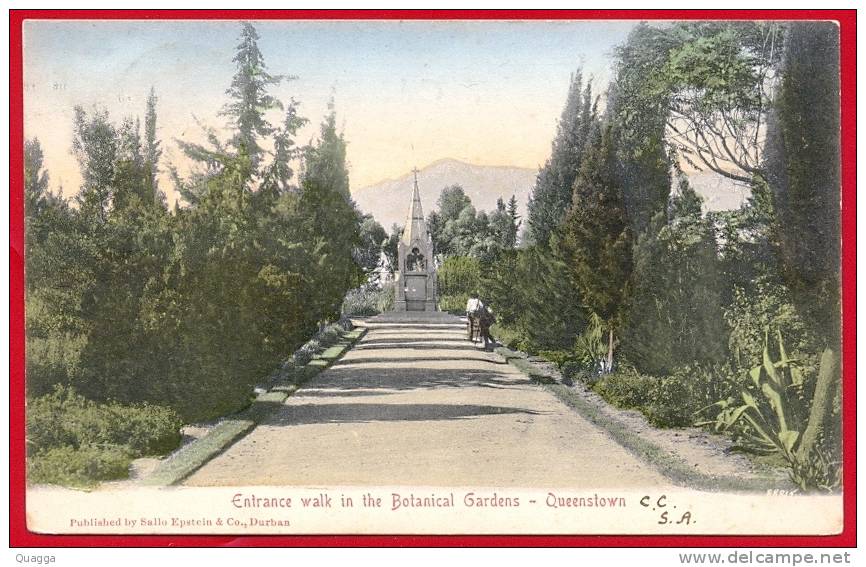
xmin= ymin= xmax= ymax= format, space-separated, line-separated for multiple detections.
xmin=606 ymin=328 xmax=615 ymax=374
xmin=797 ymin=348 xmax=839 ymax=461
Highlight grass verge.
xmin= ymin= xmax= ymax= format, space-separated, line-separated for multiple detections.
xmin=142 ymin=419 xmax=255 ymax=486
xmin=546 ymin=384 xmax=792 ymax=492
xmin=508 ymin=357 xmax=557 ymax=384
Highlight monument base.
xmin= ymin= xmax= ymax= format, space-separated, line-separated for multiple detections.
xmin=392 ymin=299 xmax=437 ymax=312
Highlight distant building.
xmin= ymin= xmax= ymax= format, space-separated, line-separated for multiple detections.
xmin=394 ymin=168 xmax=438 ymax=311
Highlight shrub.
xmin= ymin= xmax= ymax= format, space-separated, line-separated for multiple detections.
xmin=538 ymin=350 xmax=574 ymax=369
xmin=111 ymin=404 xmax=184 ymax=455
xmin=592 ymin=367 xmax=656 ymax=410
xmin=724 ymin=278 xmax=817 ymax=370
xmin=341 ymin=283 xmax=394 ymax=316
xmin=438 ymin=256 xmax=482 ymax=314
xmin=560 ymin=360 xmax=594 ymax=386
xmin=28 ymin=444 xmax=131 ymax=487
xmin=439 ymin=294 xmax=469 ymax=314
xmin=336 ymin=316 xmax=354 ymax=331
xmin=292 ymin=346 xmax=314 ymax=366
xmin=26 ymin=386 xmax=182 ymax=458
xmin=645 ymin=375 xmax=697 ymax=428
xmin=342 ymin=286 xmax=383 ymax=316
xmin=489 ymin=324 xmax=519 ymax=350
xmin=317 ymin=325 xmax=343 ymax=348
xmin=24 ymin=332 xmax=87 ymax=398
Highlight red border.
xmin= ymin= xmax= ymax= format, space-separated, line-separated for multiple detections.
xmin=9 ymin=9 xmax=857 ymax=548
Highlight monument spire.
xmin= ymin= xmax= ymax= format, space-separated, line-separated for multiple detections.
xmin=404 ymin=166 xmax=425 ymax=236
xmin=394 ymin=165 xmax=438 ymax=311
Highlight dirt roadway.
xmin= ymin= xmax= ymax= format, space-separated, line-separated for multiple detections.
xmin=184 ymin=312 xmax=670 ymax=488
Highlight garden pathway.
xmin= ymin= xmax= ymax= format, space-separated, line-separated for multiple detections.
xmin=184 ymin=312 xmax=669 ymax=487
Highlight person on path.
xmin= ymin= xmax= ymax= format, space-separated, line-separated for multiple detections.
xmin=466 ymin=293 xmax=484 ymax=341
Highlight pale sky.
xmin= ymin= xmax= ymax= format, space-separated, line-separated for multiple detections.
xmin=23 ymin=19 xmax=637 ymax=205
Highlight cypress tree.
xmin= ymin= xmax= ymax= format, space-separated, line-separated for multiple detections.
xmin=143 ymin=87 xmax=163 ymax=206
xmin=764 ymin=21 xmax=840 ymax=342
xmin=526 ymin=71 xmax=598 ymax=246
xmin=560 ymin=126 xmax=633 ymax=371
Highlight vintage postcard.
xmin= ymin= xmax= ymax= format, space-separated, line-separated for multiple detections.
xmin=12 ymin=11 xmax=854 ymax=544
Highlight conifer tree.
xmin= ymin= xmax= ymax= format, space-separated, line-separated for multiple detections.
xmin=303 ymin=100 xmax=350 ymax=200
xmin=560 ymin=125 xmax=633 ymax=371
xmin=262 ymin=98 xmax=308 ymax=195
xmin=526 ymin=71 xmax=598 ymax=246
xmin=299 ymin=104 xmax=363 ymax=321
xmin=24 ymin=138 xmax=51 ymax=219
xmin=112 ymin=116 xmax=148 ymax=210
xmin=143 ymin=87 xmax=163 ymax=205
xmin=72 ymin=106 xmax=117 ymax=221
xmin=623 ymin=179 xmax=727 ymax=374
xmin=221 ymin=22 xmax=286 ymax=171
xmin=764 ymin=21 xmax=840 ymax=341
xmin=506 ymin=194 xmax=521 ymax=248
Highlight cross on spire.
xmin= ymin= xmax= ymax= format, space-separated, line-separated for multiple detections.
xmin=412 ymin=166 xmax=420 ymax=188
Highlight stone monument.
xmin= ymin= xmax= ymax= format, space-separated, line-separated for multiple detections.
xmin=394 ymin=168 xmax=438 ymax=312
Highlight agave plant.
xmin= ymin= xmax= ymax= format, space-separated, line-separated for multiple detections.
xmin=723 ymin=330 xmax=806 ymax=457
xmin=574 ymin=313 xmax=608 ymax=372
xmin=712 ymin=330 xmax=840 ymax=491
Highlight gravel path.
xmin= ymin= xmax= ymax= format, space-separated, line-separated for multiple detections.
xmin=184 ymin=312 xmax=670 ymax=488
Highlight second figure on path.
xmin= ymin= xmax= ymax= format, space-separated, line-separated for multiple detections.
xmin=466 ymin=293 xmax=494 ymax=349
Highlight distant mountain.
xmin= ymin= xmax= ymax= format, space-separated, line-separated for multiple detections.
xmin=351 ymin=159 xmax=749 ymax=232
xmin=352 ymin=159 xmax=537 ymax=230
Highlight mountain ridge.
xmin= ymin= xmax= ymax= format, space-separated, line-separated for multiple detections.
xmin=352 ymin=158 xmax=748 ymax=231
xmin=352 ymin=158 xmax=537 ymax=230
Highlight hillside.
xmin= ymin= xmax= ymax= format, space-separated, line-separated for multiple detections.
xmin=352 ymin=159 xmax=749 ymax=231
xmin=352 ymin=159 xmax=537 ymax=230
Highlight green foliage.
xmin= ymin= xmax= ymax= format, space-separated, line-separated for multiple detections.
xmin=561 ymin=126 xmax=633 ymax=324
xmin=221 ymin=22 xmax=287 ymax=170
xmin=662 ymin=22 xmax=782 ymax=183
xmin=558 ymin=126 xmax=632 ymax=371
xmin=354 ymin=215 xmax=388 ymax=275
xmin=724 ymin=277 xmax=816 ymax=369
xmin=559 ymin=360 xmax=589 ymax=386
xmin=27 ymin=386 xmax=182 ymax=457
xmin=608 ymin=24 xmax=674 ymax=234
xmin=489 ymin=323 xmax=523 ymax=352
xmin=623 ymin=182 xmax=728 ymax=375
xmin=593 ymin=367 xmax=654 ymax=410
xmin=427 ymin=186 xmax=517 ymax=263
xmin=711 ymin=332 xmax=840 ymax=491
xmin=527 ymin=70 xmax=599 ymax=246
xmin=574 ymin=313 xmax=608 ymax=369
xmin=438 ymin=295 xmax=469 ymax=314
xmin=483 ymin=244 xmax=586 ymax=354
xmin=26 ymin=386 xmax=182 ymax=487
xmin=438 ymin=255 xmax=481 ymax=298
xmin=644 ymin=375 xmax=699 ymax=428
xmin=383 ymin=224 xmax=402 ymax=273
xmin=592 ymin=364 xmax=728 ymax=428
xmin=28 ymin=444 xmax=132 ymax=487
xmin=143 ymin=87 xmax=162 ymax=203
xmin=25 ymin=23 xmax=364 ymax=424
xmin=262 ymin=99 xmax=308 ymax=195
xmin=342 ymin=283 xmax=394 ymax=316
xmin=764 ymin=21 xmax=841 ymax=341
xmin=24 ymin=138 xmax=52 ymax=217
